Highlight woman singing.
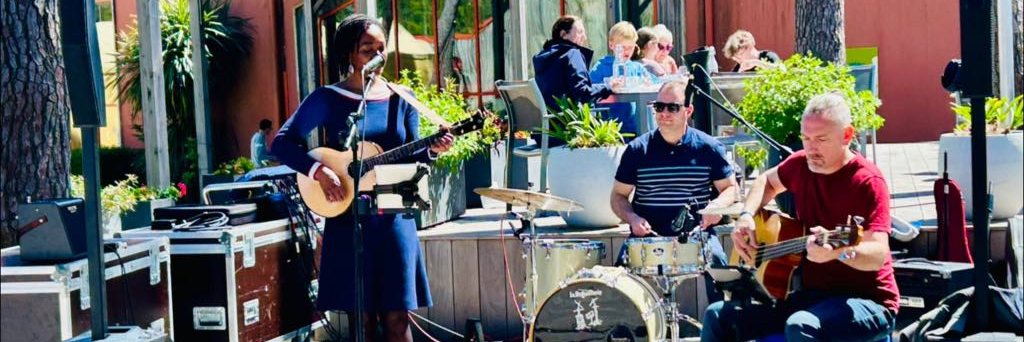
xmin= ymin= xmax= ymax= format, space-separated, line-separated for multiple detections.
xmin=271 ymin=14 xmax=453 ymax=342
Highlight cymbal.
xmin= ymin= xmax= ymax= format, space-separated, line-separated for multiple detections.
xmin=697 ymin=202 xmax=745 ymax=216
xmin=473 ymin=188 xmax=583 ymax=212
xmin=715 ymin=134 xmax=759 ymax=146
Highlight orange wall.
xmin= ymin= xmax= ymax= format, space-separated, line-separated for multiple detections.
xmin=214 ymin=0 xmax=284 ymax=160
xmin=114 ymin=0 xmax=142 ymax=149
xmin=684 ymin=0 xmax=961 ymax=142
xmin=112 ymin=0 xmax=290 ymax=159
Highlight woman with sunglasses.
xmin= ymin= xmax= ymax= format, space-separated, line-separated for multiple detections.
xmin=652 ymin=24 xmax=679 ymax=74
xmin=634 ymin=27 xmax=668 ymax=76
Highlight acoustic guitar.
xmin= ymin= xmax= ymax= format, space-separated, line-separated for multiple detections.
xmin=728 ymin=210 xmax=863 ymax=300
xmin=296 ymin=112 xmax=487 ymax=217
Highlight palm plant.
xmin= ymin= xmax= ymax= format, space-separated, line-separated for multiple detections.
xmin=111 ymin=0 xmax=253 ymax=189
xmin=543 ymin=97 xmax=629 ymax=149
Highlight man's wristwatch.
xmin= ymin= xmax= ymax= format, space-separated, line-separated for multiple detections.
xmin=739 ymin=210 xmax=754 ymax=219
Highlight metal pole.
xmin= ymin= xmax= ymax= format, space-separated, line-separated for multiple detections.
xmin=82 ymin=127 xmax=108 ymax=340
xmin=969 ymin=96 xmax=990 ymax=328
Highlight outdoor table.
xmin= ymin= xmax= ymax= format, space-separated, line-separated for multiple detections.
xmin=599 ymin=85 xmax=661 ymax=134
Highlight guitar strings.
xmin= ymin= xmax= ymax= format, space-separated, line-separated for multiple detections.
xmin=752 ymin=230 xmax=849 ymax=262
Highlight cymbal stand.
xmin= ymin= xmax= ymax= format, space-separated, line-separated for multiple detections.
xmin=520 ymin=203 xmax=541 ymax=342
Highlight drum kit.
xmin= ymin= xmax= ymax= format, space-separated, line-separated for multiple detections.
xmin=474 ymin=188 xmax=745 ymax=342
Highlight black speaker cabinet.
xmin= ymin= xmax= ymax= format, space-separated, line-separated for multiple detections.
xmin=60 ymin=0 xmax=106 ymax=127
xmin=16 ymin=198 xmax=87 ymax=262
xmin=956 ymin=0 xmax=995 ymax=98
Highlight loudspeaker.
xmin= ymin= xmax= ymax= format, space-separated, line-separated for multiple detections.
xmin=893 ymin=258 xmax=974 ymax=328
xmin=16 ymin=198 xmax=88 ymax=262
xmin=956 ymin=0 xmax=995 ymax=98
xmin=60 ymin=0 xmax=106 ymax=127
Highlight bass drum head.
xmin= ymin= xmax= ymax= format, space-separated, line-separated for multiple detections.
xmin=529 ymin=270 xmax=664 ymax=342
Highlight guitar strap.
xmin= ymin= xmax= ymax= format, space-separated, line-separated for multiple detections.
xmin=322 ymin=81 xmax=451 ymax=127
xmin=384 ymin=81 xmax=451 ymax=127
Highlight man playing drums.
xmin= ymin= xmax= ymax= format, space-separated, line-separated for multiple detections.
xmin=609 ymin=79 xmax=739 ymax=300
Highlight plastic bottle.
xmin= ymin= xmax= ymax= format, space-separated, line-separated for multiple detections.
xmin=612 ymin=44 xmax=624 ymax=78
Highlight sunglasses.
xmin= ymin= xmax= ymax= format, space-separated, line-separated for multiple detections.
xmin=651 ymin=101 xmax=685 ymax=113
xmin=658 ymin=43 xmax=673 ymax=52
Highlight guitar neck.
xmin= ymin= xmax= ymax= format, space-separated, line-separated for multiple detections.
xmin=754 ymin=230 xmax=848 ymax=264
xmin=362 ymin=132 xmax=445 ymax=169
xmin=358 ymin=110 xmax=486 ymax=172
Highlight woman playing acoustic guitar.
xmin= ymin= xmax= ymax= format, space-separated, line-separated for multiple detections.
xmin=272 ymin=14 xmax=453 ymax=342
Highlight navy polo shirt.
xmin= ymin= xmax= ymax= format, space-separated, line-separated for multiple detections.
xmin=614 ymin=128 xmax=733 ymax=236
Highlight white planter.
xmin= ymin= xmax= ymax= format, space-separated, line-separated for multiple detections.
xmin=938 ymin=132 xmax=1024 ymax=220
xmin=548 ymin=146 xmax=626 ymax=228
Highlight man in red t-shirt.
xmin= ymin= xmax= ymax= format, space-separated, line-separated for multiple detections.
xmin=701 ymin=93 xmax=899 ymax=342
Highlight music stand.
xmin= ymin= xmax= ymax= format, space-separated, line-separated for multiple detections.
xmin=706 ymin=265 xmax=776 ymax=307
xmin=372 ymin=163 xmax=431 ymax=218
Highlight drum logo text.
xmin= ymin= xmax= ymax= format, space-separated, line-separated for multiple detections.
xmin=570 ymin=289 xmax=603 ymax=330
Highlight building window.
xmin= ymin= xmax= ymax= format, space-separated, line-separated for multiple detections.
xmin=96 ymin=1 xmax=113 ymax=22
xmin=294 ymin=4 xmax=315 ymax=100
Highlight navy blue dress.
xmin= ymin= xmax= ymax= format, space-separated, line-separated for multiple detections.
xmin=271 ymin=84 xmax=433 ymax=312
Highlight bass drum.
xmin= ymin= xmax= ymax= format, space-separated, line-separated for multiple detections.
xmin=529 ymin=266 xmax=665 ymax=342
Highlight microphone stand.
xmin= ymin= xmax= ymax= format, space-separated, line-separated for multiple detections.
xmin=345 ymin=68 xmax=377 ymax=342
xmin=688 ymin=66 xmax=793 ymax=157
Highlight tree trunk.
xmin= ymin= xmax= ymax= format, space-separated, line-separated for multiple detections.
xmin=795 ymin=0 xmax=846 ymax=64
xmin=1014 ymin=0 xmax=1022 ymax=96
xmin=0 ymin=0 xmax=72 ymax=247
xmin=437 ymin=0 xmax=462 ymax=87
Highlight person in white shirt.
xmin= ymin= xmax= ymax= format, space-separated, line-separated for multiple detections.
xmin=250 ymin=119 xmax=276 ymax=167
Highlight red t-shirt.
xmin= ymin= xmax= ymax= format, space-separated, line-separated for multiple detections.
xmin=777 ymin=150 xmax=900 ymax=313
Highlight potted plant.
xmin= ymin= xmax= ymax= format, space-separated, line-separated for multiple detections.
xmin=398 ymin=70 xmax=503 ymax=227
xmin=70 ymin=174 xmax=185 ymax=237
xmin=939 ymin=95 xmax=1023 ymax=219
xmin=737 ymin=54 xmax=884 ymax=213
xmin=122 ymin=182 xmax=185 ymax=230
xmin=541 ymin=97 xmax=631 ymax=228
xmin=111 ymin=0 xmax=253 ymax=204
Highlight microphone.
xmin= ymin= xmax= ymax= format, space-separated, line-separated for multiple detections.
xmin=361 ymin=52 xmax=385 ymax=74
xmin=683 ymin=74 xmax=697 ymax=107
xmin=671 ymin=203 xmax=694 ymax=240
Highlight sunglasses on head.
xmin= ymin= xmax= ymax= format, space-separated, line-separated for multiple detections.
xmin=651 ymin=101 xmax=685 ymax=113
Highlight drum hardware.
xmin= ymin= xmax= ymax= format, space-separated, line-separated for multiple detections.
xmin=473 ymin=187 xmax=584 ymax=341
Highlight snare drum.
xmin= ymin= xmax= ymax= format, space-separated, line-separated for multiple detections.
xmin=623 ymin=236 xmax=703 ymax=277
xmin=529 ymin=266 xmax=665 ymax=342
xmin=522 ymin=239 xmax=605 ymax=316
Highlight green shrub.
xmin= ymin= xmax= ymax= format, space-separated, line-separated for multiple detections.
xmin=397 ymin=69 xmax=502 ymax=171
xmin=738 ymin=54 xmax=884 ymax=145
xmin=541 ymin=97 xmax=629 ymax=149
xmin=70 ymin=147 xmax=147 ymax=186
xmin=951 ymin=95 xmax=1023 ymax=134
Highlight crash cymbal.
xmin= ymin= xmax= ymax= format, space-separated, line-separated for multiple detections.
xmin=473 ymin=188 xmax=583 ymax=212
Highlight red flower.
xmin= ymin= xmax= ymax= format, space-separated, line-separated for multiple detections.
xmin=177 ymin=182 xmax=187 ymax=197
